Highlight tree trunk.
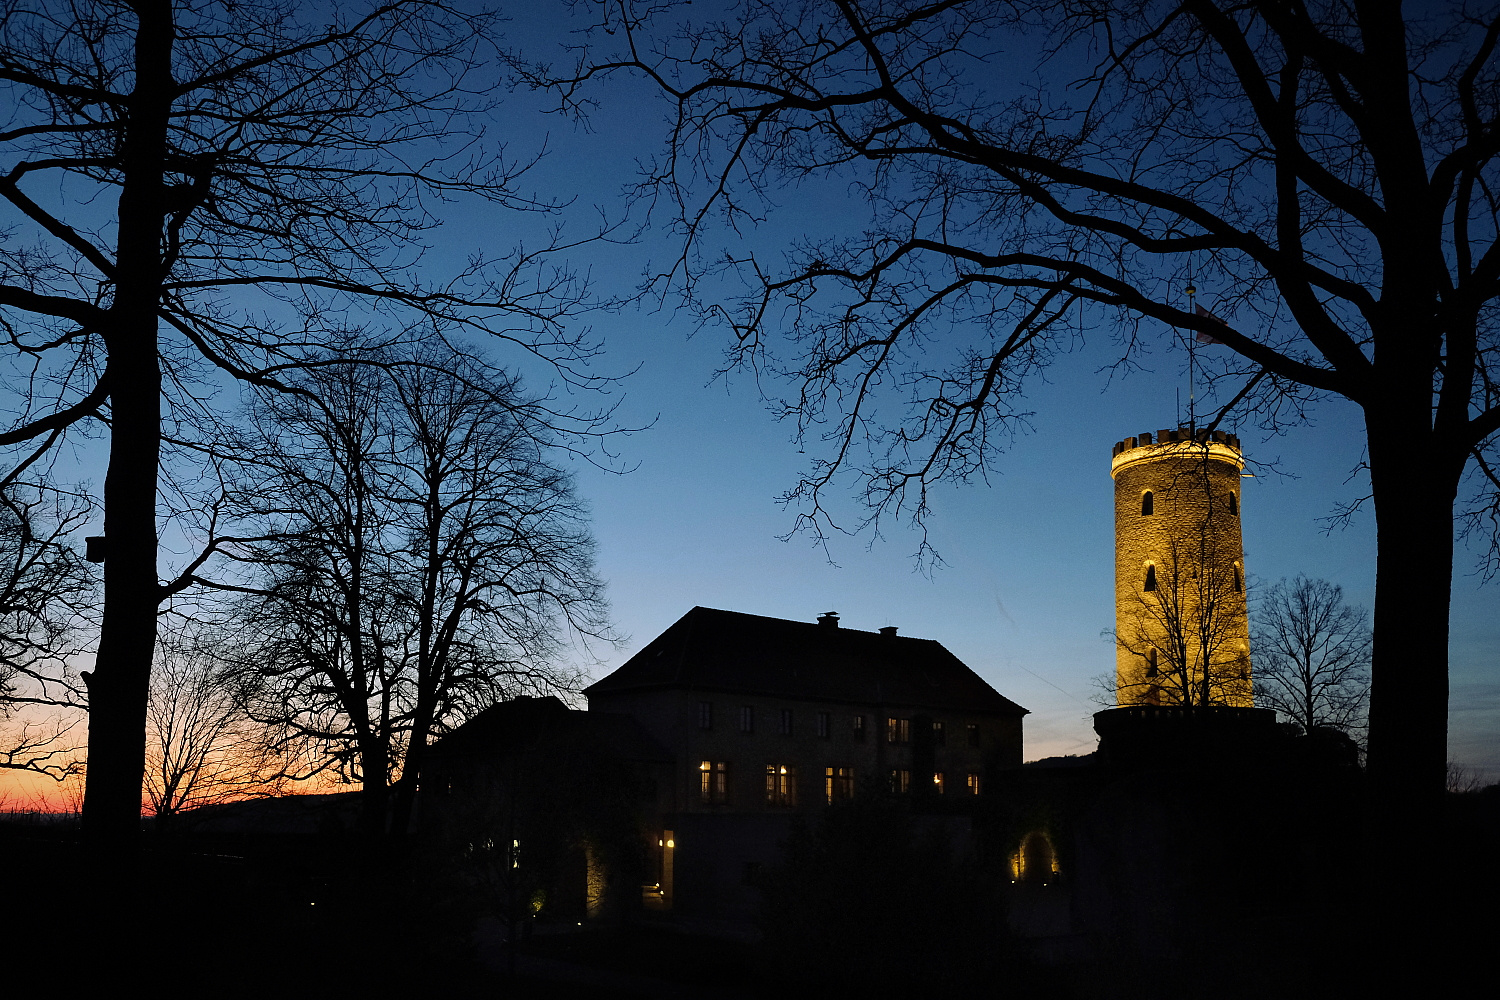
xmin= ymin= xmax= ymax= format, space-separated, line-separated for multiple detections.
xmin=361 ymin=736 xmax=390 ymax=838
xmin=81 ymin=0 xmax=173 ymax=850
xmin=1363 ymin=402 xmax=1464 ymax=978
xmin=1364 ymin=418 xmax=1461 ymax=812
xmin=389 ymin=724 xmax=426 ymax=838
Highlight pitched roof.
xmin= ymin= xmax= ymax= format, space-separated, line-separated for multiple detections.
xmin=431 ymin=695 xmax=672 ymax=763
xmin=585 ymin=607 xmax=1027 ymax=717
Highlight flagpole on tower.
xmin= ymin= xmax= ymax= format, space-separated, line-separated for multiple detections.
xmin=1186 ymin=281 xmax=1197 ymax=433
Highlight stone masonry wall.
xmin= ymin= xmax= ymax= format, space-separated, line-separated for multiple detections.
xmin=1111 ymin=429 xmax=1251 ymax=707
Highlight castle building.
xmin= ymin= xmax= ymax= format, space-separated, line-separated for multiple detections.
xmin=1110 ymin=427 xmax=1252 ymax=708
xmin=426 ymin=606 xmax=1028 ymax=924
xmin=586 ymin=606 xmax=1027 ymax=919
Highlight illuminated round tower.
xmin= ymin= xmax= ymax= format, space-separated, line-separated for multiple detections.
xmin=1110 ymin=427 xmax=1251 ymax=708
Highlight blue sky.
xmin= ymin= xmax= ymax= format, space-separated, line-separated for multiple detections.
xmin=481 ymin=6 xmax=1499 ymax=781
xmin=557 ymin=296 xmax=1498 ymax=777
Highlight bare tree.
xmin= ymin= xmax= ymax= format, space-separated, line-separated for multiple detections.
xmin=1116 ymin=527 xmax=1251 ymax=708
xmin=0 ymin=482 xmax=94 ymax=782
xmin=0 ymin=1 xmax=617 ymax=843
xmin=225 ymin=346 xmax=604 ymax=837
xmin=1444 ymin=760 xmax=1485 ymax=794
xmin=1252 ymin=575 xmax=1371 ymax=743
xmin=537 ymin=0 xmax=1500 ymax=807
xmin=143 ymin=624 xmax=283 ymax=826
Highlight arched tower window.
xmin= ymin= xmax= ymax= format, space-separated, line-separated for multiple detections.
xmin=1233 ymin=563 xmax=1243 ymax=592
xmin=1228 ymin=492 xmax=1239 ymax=515
xmin=1143 ymin=563 xmax=1157 ymax=592
xmin=1141 ymin=491 xmax=1154 ymax=516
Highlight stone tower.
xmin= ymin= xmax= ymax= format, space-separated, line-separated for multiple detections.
xmin=1110 ymin=427 xmax=1252 ymax=708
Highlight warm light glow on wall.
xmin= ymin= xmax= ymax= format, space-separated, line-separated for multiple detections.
xmin=1011 ymin=830 xmax=1059 ymax=883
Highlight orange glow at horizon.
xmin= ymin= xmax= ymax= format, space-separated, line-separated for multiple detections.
xmin=1 ymin=761 xmax=349 ymax=816
xmin=0 ymin=767 xmax=79 ymax=814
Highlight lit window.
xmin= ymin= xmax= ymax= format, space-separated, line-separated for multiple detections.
xmin=888 ymin=769 xmax=911 ymax=794
xmin=698 ymin=701 xmax=712 ymax=730
xmin=779 ymin=708 xmax=793 ymax=735
xmin=966 ymin=772 xmax=981 ymax=795
xmin=1144 ymin=563 xmax=1157 ymax=592
xmin=816 ymin=712 xmax=830 ymax=738
xmin=765 ymin=764 xmax=797 ymax=807
xmin=852 ymin=715 xmax=866 ymax=740
xmin=967 ymin=724 xmax=980 ymax=747
xmin=933 ymin=720 xmax=946 ymax=745
xmin=739 ymin=706 xmax=754 ymax=733
xmin=700 ymin=760 xmax=728 ymax=804
xmin=825 ymin=765 xmax=855 ymax=803
xmin=932 ymin=772 xmax=945 ymax=794
xmin=1141 ymin=491 xmax=1154 ymax=516
xmin=886 ymin=717 xmax=910 ymax=744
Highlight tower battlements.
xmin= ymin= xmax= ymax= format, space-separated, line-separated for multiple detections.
xmin=1112 ymin=426 xmax=1241 ymax=459
xmin=1111 ymin=426 xmax=1245 ymax=480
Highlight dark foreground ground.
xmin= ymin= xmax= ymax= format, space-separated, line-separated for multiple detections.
xmin=5 ymin=786 xmax=1497 ymax=999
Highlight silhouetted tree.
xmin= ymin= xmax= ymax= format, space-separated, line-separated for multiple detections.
xmin=1115 ymin=525 xmax=1250 ymax=708
xmin=1445 ymin=759 xmax=1485 ymax=794
xmin=539 ymin=0 xmax=1500 ymax=808
xmin=0 ymin=483 xmax=94 ymax=781
xmin=144 ymin=624 xmax=283 ymax=826
xmin=224 ymin=347 xmax=603 ymax=837
xmin=0 ymin=1 xmax=614 ymax=844
xmin=1252 ymin=575 xmax=1370 ymax=743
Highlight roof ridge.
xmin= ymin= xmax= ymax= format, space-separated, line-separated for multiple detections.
xmin=586 ymin=606 xmax=1027 ymax=716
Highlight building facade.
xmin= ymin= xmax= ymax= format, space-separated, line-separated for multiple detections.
xmin=426 ymin=606 xmax=1027 ymax=924
xmin=585 ymin=606 xmax=1028 ymax=918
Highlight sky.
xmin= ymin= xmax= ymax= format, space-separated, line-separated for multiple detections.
xmin=1 ymin=3 xmax=1495 ymax=812
xmin=559 ymin=289 xmax=1499 ymax=778
xmin=474 ymin=6 xmax=1499 ymax=782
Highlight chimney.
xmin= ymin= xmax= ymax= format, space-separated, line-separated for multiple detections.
xmin=879 ymin=626 xmax=898 ymax=637
xmin=817 ymin=611 xmax=840 ymax=628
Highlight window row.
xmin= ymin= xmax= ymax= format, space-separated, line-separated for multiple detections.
xmin=700 ymin=703 xmax=820 ymax=735
xmin=885 ymin=717 xmax=982 ymax=747
xmin=698 ymin=705 xmax=983 ymax=746
xmin=699 ymin=760 xmax=982 ymax=806
xmin=887 ymin=769 xmax=979 ymax=795
xmin=1141 ymin=562 xmax=1243 ymax=592
xmin=1138 ymin=491 xmax=1239 ymax=516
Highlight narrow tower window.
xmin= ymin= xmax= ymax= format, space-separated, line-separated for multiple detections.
xmin=1228 ymin=492 xmax=1239 ymax=515
xmin=1141 ymin=491 xmax=1154 ymax=516
xmin=1146 ymin=648 xmax=1158 ymax=677
xmin=1233 ymin=563 xmax=1243 ymax=592
xmin=1143 ymin=563 xmax=1157 ymax=592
